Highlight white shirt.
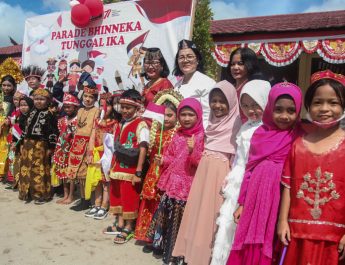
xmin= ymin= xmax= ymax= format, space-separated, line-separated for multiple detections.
xmin=175 ymin=71 xmax=216 ymax=128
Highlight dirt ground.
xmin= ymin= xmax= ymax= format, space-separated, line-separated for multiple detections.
xmin=0 ymin=184 xmax=162 ymax=265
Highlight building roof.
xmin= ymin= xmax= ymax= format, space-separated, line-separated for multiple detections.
xmin=211 ymin=10 xmax=345 ymax=36
xmin=0 ymin=44 xmax=23 ymax=55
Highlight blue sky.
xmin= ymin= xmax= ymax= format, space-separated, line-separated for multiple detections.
xmin=0 ymin=0 xmax=344 ymax=46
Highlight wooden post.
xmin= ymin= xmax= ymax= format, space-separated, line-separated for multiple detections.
xmin=189 ymin=0 xmax=198 ymax=39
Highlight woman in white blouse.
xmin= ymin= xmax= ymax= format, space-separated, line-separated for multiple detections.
xmin=173 ymin=39 xmax=216 ymax=128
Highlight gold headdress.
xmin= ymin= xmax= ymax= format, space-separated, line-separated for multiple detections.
xmin=148 ymin=89 xmax=183 ymax=153
xmin=0 ymin=57 xmax=24 ymax=84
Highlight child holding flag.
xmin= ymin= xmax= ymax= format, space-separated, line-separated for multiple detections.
xmin=135 ymin=90 xmax=183 ymax=248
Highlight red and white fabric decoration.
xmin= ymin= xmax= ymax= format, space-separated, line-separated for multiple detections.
xmin=142 ymin=102 xmax=165 ymax=124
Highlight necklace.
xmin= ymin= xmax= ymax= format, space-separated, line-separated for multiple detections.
xmin=78 ymin=108 xmax=89 ymax=128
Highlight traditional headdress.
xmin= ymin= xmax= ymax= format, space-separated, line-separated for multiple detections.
xmin=112 ymin=90 xmax=125 ymax=98
xmin=148 ymin=89 xmax=183 ymax=153
xmin=21 ymin=65 xmax=45 ymax=80
xmin=178 ymin=39 xmax=197 ymax=50
xmin=32 ymin=88 xmax=51 ymax=98
xmin=119 ymin=97 xmax=142 ymax=107
xmin=82 ymin=75 xmax=98 ymax=95
xmin=63 ymin=93 xmax=79 ymax=106
xmin=0 ymin=57 xmax=24 ymax=84
xmin=144 ymin=48 xmax=163 ymax=61
xmin=46 ymin=57 xmax=57 ymax=65
xmin=311 ymin=70 xmax=345 ymax=87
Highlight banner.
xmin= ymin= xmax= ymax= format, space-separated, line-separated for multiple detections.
xmin=22 ymin=0 xmax=194 ymax=92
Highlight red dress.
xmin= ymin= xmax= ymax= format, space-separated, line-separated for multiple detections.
xmin=134 ymin=128 xmax=175 ymax=242
xmin=281 ymin=136 xmax=345 ymax=265
xmin=53 ymin=116 xmax=77 ymax=180
xmin=142 ymin=78 xmax=173 ymax=107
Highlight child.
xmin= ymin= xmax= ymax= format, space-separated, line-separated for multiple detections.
xmin=53 ymin=93 xmax=79 ymax=204
xmin=67 ymin=78 xmax=99 ymax=211
xmin=18 ymin=88 xmax=58 ymax=204
xmin=227 ymin=82 xmax=302 ymax=265
xmin=277 ymin=70 xmax=345 ymax=265
xmin=0 ymin=75 xmax=16 ymax=182
xmin=11 ymin=96 xmax=34 ymax=188
xmin=135 ymin=90 xmax=183 ymax=246
xmin=147 ymin=98 xmax=205 ymax=264
xmin=173 ymin=81 xmax=241 ymax=265
xmin=84 ymin=92 xmax=118 ymax=219
xmin=103 ymin=89 xmax=149 ymax=244
xmin=211 ymin=80 xmax=271 ymax=265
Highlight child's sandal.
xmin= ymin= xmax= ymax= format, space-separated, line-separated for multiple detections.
xmin=113 ymin=228 xmax=134 ymax=244
xmin=103 ymin=221 xmax=123 ymax=235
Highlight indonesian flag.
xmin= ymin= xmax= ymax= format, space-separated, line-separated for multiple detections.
xmin=126 ymin=30 xmax=150 ymax=54
xmin=12 ymin=124 xmax=22 ymax=140
xmin=142 ymin=102 xmax=165 ymax=124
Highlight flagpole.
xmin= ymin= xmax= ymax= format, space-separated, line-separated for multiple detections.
xmin=155 ymin=121 xmax=164 ymax=175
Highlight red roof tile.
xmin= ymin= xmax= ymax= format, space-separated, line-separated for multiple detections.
xmin=0 ymin=44 xmax=23 ymax=55
xmin=211 ymin=10 xmax=345 ymax=35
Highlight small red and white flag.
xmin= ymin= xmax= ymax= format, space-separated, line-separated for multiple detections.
xmin=142 ymin=102 xmax=165 ymax=124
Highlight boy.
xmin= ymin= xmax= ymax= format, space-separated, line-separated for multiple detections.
xmin=67 ymin=77 xmax=99 ymax=211
xmin=105 ymin=89 xmax=149 ymax=244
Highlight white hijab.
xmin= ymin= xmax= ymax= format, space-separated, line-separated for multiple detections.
xmin=239 ymin=80 xmax=271 ymax=111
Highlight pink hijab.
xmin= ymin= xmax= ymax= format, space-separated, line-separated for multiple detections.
xmin=205 ymin=80 xmax=241 ymax=154
xmin=245 ymin=82 xmax=303 ymax=172
xmin=177 ymin=98 xmax=204 ymax=137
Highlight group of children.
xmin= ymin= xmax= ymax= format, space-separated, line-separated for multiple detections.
xmin=0 ymin=55 xmax=345 ymax=265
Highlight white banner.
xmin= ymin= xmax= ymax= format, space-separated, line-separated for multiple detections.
xmin=22 ymin=0 xmax=194 ymax=92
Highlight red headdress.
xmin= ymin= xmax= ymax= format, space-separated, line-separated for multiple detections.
xmin=311 ymin=70 xmax=345 ymax=87
xmin=63 ymin=93 xmax=79 ymax=106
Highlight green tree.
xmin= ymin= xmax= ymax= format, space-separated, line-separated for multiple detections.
xmin=192 ymin=0 xmax=217 ymax=79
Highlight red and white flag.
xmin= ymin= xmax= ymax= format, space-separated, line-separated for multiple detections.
xmin=142 ymin=102 xmax=165 ymax=124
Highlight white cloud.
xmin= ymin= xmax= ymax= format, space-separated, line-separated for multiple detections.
xmin=211 ymin=1 xmax=249 ymax=20
xmin=303 ymin=0 xmax=345 ymax=13
xmin=42 ymin=0 xmax=70 ymax=11
xmin=0 ymin=2 xmax=37 ymax=47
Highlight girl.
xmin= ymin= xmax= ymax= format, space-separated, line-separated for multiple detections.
xmin=227 ymin=82 xmax=302 ymax=265
xmin=53 ymin=93 xmax=79 ymax=204
xmin=222 ymin=48 xmax=263 ymax=122
xmin=173 ymin=80 xmax=241 ymax=265
xmin=18 ymin=88 xmax=58 ymax=204
xmin=135 ymin=90 xmax=183 ymax=246
xmin=67 ymin=79 xmax=99 ymax=211
xmin=11 ymin=96 xmax=34 ymax=188
xmin=0 ymin=75 xmax=16 ymax=182
xmin=211 ymin=80 xmax=271 ymax=265
xmin=84 ymin=92 xmax=118 ymax=219
xmin=277 ymin=70 xmax=345 ymax=265
xmin=147 ymin=98 xmax=205 ymax=264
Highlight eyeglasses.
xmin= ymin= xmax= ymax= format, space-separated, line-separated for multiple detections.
xmin=144 ymin=60 xmax=161 ymax=67
xmin=178 ymin=55 xmax=196 ymax=62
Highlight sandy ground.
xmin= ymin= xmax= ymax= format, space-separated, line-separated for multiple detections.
xmin=0 ymin=184 xmax=161 ymax=265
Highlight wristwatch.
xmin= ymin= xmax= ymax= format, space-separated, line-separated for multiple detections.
xmin=135 ymin=171 xmax=143 ymax=178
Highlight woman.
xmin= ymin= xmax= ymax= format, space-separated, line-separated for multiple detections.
xmin=174 ymin=39 xmax=216 ymax=128
xmin=222 ymin=47 xmax=263 ymax=122
xmin=141 ymin=48 xmax=173 ymax=107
